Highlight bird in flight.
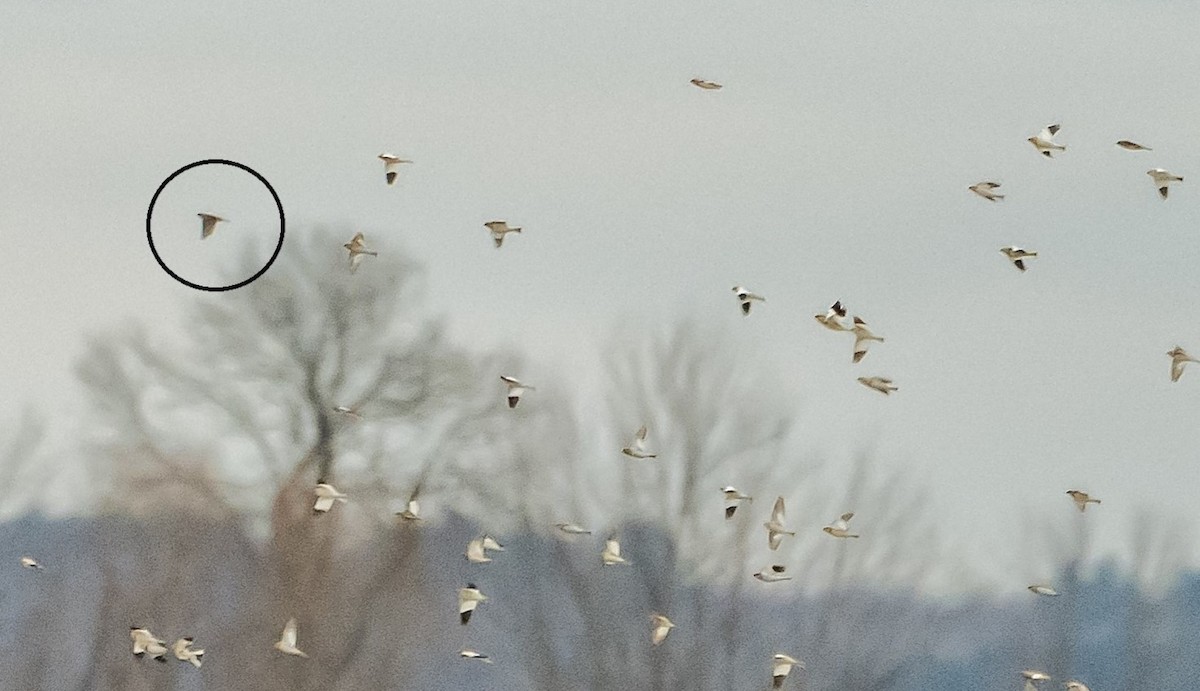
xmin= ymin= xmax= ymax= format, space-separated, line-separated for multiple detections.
xmin=130 ymin=627 xmax=168 ymax=662
xmin=1022 ymin=670 xmax=1051 ymax=691
xmin=857 ymin=376 xmax=897 ymax=395
xmin=332 ymin=405 xmax=362 ymax=421
xmin=343 ymin=232 xmax=378 ymax=273
xmin=1000 ymin=246 xmax=1037 ymax=272
xmin=621 ymin=425 xmax=658 ymax=459
xmin=378 ymin=153 xmax=413 ymax=186
xmin=484 ymin=220 xmax=522 ymax=248
xmin=481 ymin=535 xmax=505 ymax=552
xmin=650 ymin=614 xmax=675 ymax=645
xmin=772 ymin=654 xmax=804 ymax=688
xmin=197 ymin=213 xmax=226 ymax=240
xmin=458 ymin=583 xmax=488 ymax=625
xmin=460 ymin=650 xmax=494 ymax=663
xmin=722 ymin=485 xmax=752 ymax=519
xmin=851 ymin=316 xmax=884 ymax=364
xmin=1028 ymin=124 xmax=1065 ymax=158
xmin=274 ymin=618 xmax=308 ymax=657
xmin=753 ymin=564 xmax=791 ymax=583
xmin=823 ymin=512 xmax=860 ymax=538
xmin=815 ymin=300 xmax=850 ymax=332
xmin=1116 ymin=140 xmax=1151 ymax=151
xmin=690 ymin=78 xmax=722 ymax=90
xmin=554 ymin=522 xmax=592 ymax=535
xmin=1064 ymin=682 xmax=1091 ymax=691
xmin=764 ymin=497 xmax=795 ymax=550
xmin=465 ymin=538 xmax=492 ymax=564
xmin=1028 ymin=584 xmax=1059 ymax=596
xmin=172 ymin=637 xmax=205 ymax=668
xmin=1147 ymin=168 xmax=1183 ymax=200
xmin=602 ymin=535 xmax=629 ymax=565
xmin=395 ymin=494 xmax=423 ymax=521
xmin=19 ymin=556 xmax=42 ymax=570
xmin=500 ymin=375 xmax=534 ymax=408
xmin=1168 ymin=346 xmax=1198 ymax=382
xmin=313 ymin=483 xmax=347 ymax=514
xmin=1066 ymin=490 xmax=1100 ymax=512
xmin=968 ymin=181 xmax=1004 ymax=202
xmin=732 ymin=286 xmax=765 ymax=316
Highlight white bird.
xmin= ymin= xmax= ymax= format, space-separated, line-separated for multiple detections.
xmin=481 ymin=534 xmax=505 ymax=552
xmin=332 ymin=405 xmax=362 ymax=420
xmin=197 ymin=213 xmax=226 ymax=240
xmin=731 ymin=285 xmax=765 ymax=316
xmin=753 ymin=565 xmax=791 ymax=583
xmin=343 ymin=232 xmax=378 ymax=273
xmin=969 ymin=181 xmax=1005 ymax=202
xmin=601 ymin=536 xmax=629 ymax=565
xmin=378 ymin=153 xmax=413 ymax=186
xmin=465 ymin=538 xmax=492 ymax=564
xmin=500 ymin=375 xmax=534 ymax=408
xmin=273 ymin=618 xmax=308 ymax=657
xmin=395 ymin=497 xmax=422 ymax=521
xmin=814 ymin=300 xmax=850 ymax=331
xmin=460 ymin=649 xmax=494 ymax=663
xmin=1028 ymin=124 xmax=1065 ymax=158
xmin=1000 ymin=246 xmax=1038 ymax=272
xmin=1064 ymin=682 xmax=1091 ymax=691
xmin=1147 ymin=168 xmax=1183 ymax=200
xmin=484 ymin=220 xmax=522 ymax=248
xmin=650 ymin=614 xmax=675 ymax=645
xmin=1066 ymin=490 xmax=1100 ymax=512
xmin=1023 ymin=670 xmax=1051 ymax=690
xmin=722 ymin=486 xmax=753 ymax=519
xmin=313 ymin=483 xmax=348 ymax=514
xmin=621 ymin=425 xmax=658 ymax=458
xmin=555 ymin=522 xmax=592 ymax=535
xmin=458 ymin=583 xmax=488 ymax=625
xmin=172 ymin=637 xmax=205 ymax=668
xmin=130 ymin=627 xmax=168 ymax=662
xmin=823 ymin=512 xmax=860 ymax=538
xmin=763 ymin=497 xmax=795 ymax=550
xmin=1168 ymin=346 xmax=1198 ymax=382
xmin=19 ymin=556 xmax=42 ymax=570
xmin=857 ymin=376 xmax=897 ymax=395
xmin=1028 ymin=584 xmax=1059 ymax=596
xmin=690 ymin=78 xmax=722 ymax=90
xmin=851 ymin=316 xmax=884 ymax=364
xmin=1117 ymin=140 xmax=1151 ymax=151
xmin=772 ymin=653 xmax=805 ymax=688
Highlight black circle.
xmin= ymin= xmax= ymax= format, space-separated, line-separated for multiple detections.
xmin=146 ymin=159 xmax=285 ymax=292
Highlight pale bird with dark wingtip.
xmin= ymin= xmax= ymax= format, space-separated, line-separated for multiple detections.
xmin=764 ymin=497 xmax=795 ymax=550
xmin=197 ymin=213 xmax=226 ymax=240
xmin=313 ymin=483 xmax=347 ymax=514
xmin=1028 ymin=124 xmax=1065 ymax=158
xmin=1000 ymin=246 xmax=1037 ymax=272
xmin=754 ymin=564 xmax=791 ymax=583
xmin=732 ymin=286 xmax=765 ymax=315
xmin=130 ymin=627 xmax=168 ymax=662
xmin=815 ymin=300 xmax=850 ymax=331
xmin=484 ymin=220 xmax=521 ymax=248
xmin=969 ymin=181 xmax=1004 ymax=201
xmin=622 ymin=425 xmax=657 ymax=458
xmin=772 ymin=653 xmax=804 ymax=688
xmin=378 ymin=153 xmax=413 ymax=186
xmin=1148 ymin=168 xmax=1183 ymax=200
xmin=458 ymin=583 xmax=488 ymax=625
xmin=343 ymin=232 xmax=378 ymax=273
xmin=650 ymin=614 xmax=675 ymax=645
xmin=1168 ymin=346 xmax=1198 ymax=382
xmin=722 ymin=485 xmax=752 ymax=519
xmin=851 ymin=316 xmax=884 ymax=363
xmin=857 ymin=376 xmax=897 ymax=395
xmin=500 ymin=375 xmax=534 ymax=408
xmin=172 ymin=637 xmax=205 ymax=668
xmin=273 ymin=618 xmax=308 ymax=657
xmin=1117 ymin=140 xmax=1151 ymax=151
xmin=1066 ymin=490 xmax=1100 ymax=512
xmin=824 ymin=512 xmax=860 ymax=538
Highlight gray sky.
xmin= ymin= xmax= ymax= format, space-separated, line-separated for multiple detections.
xmin=3 ymin=0 xmax=1200 ymax=583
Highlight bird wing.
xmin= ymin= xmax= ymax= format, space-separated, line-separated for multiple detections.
xmin=772 ymin=497 xmax=785 ymax=523
xmin=605 ymin=538 xmax=621 ymax=558
xmin=768 ymin=530 xmax=784 ymax=550
xmin=635 ymin=425 xmax=648 ymax=443
xmin=1045 ymin=124 xmax=1061 ymax=137
xmin=281 ymin=619 xmax=298 ymax=647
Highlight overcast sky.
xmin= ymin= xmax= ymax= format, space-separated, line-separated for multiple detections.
xmin=3 ymin=0 xmax=1200 ymax=583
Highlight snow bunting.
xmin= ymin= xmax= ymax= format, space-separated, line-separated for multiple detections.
xmin=130 ymin=627 xmax=168 ymax=661
xmin=395 ymin=497 xmax=422 ymax=521
xmin=554 ymin=522 xmax=592 ymax=535
xmin=1028 ymin=584 xmax=1059 ymax=596
xmin=601 ymin=536 xmax=629 ymax=565
xmin=857 ymin=376 xmax=897 ymax=395
xmin=1168 ymin=346 xmax=1198 ymax=382
xmin=343 ymin=232 xmax=378 ymax=273
xmin=1000 ymin=246 xmax=1037 ymax=272
xmin=722 ymin=486 xmax=753 ymax=519
xmin=172 ymin=638 xmax=204 ymax=668
xmin=1064 ymin=682 xmax=1091 ymax=691
xmin=815 ymin=300 xmax=850 ymax=331
xmin=650 ymin=614 xmax=675 ymax=645
xmin=621 ymin=425 xmax=658 ymax=458
xmin=969 ymin=181 xmax=1004 ymax=202
xmin=772 ymin=654 xmax=804 ymax=688
xmin=460 ymin=650 xmax=494 ymax=663
xmin=764 ymin=497 xmax=795 ymax=550
xmin=484 ymin=220 xmax=521 ymax=248
xmin=332 ymin=405 xmax=362 ymax=421
xmin=378 ymin=153 xmax=413 ymax=186
xmin=1116 ymin=140 xmax=1151 ymax=151
xmin=274 ymin=618 xmax=308 ymax=657
xmin=690 ymin=78 xmax=722 ymax=90
xmin=500 ymin=375 xmax=534 ymax=408
xmin=851 ymin=316 xmax=884 ymax=363
xmin=465 ymin=538 xmax=492 ymax=564
xmin=1028 ymin=124 xmax=1065 ymax=158
xmin=823 ymin=512 xmax=860 ymax=538
xmin=1023 ymin=670 xmax=1051 ymax=683
xmin=458 ymin=583 xmax=488 ymax=625
xmin=753 ymin=565 xmax=791 ymax=583
xmin=313 ymin=483 xmax=347 ymax=514
xmin=1147 ymin=168 xmax=1183 ymax=200
xmin=1066 ymin=490 xmax=1100 ymax=512
xmin=732 ymin=286 xmax=765 ymax=316
xmin=197 ymin=213 xmax=226 ymax=240
xmin=19 ymin=556 xmax=41 ymax=570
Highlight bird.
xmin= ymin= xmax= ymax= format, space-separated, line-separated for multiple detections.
xmin=815 ymin=300 xmax=850 ymax=331
xmin=554 ymin=522 xmax=592 ymax=535
xmin=650 ymin=614 xmax=675 ymax=645
xmin=273 ymin=618 xmax=308 ymax=657
xmin=857 ymin=376 xmax=897 ymax=395
xmin=130 ymin=627 xmax=168 ymax=662
xmin=172 ymin=638 xmax=205 ymax=668
xmin=764 ymin=497 xmax=795 ymax=550
xmin=332 ymin=405 xmax=362 ymax=421
xmin=197 ymin=213 xmax=226 ymax=240
xmin=1168 ymin=346 xmax=1198 ymax=382
xmin=1066 ymin=490 xmax=1101 ymax=512
xmin=601 ymin=536 xmax=629 ymax=565
xmin=753 ymin=565 xmax=791 ymax=583
xmin=772 ymin=653 xmax=805 ymax=688
xmin=458 ymin=583 xmax=488 ymax=625
xmin=1028 ymin=584 xmax=1059 ymax=596
xmin=378 ymin=153 xmax=413 ymax=186
xmin=1116 ymin=140 xmax=1151 ymax=151
xmin=621 ymin=426 xmax=657 ymax=458
xmin=1028 ymin=124 xmax=1065 ymax=158
xmin=1147 ymin=168 xmax=1183 ymax=200
xmin=1023 ymin=670 xmax=1051 ymax=690
xmin=968 ymin=181 xmax=1005 ymax=202
xmin=1000 ymin=246 xmax=1037 ymax=272
xmin=343 ymin=232 xmax=378 ymax=273
xmin=690 ymin=78 xmax=722 ymax=90
xmin=395 ymin=497 xmax=422 ymax=521
xmin=465 ymin=538 xmax=492 ymax=564
xmin=732 ymin=286 xmax=765 ymax=316
xmin=851 ymin=316 xmax=884 ymax=364
xmin=481 ymin=535 xmax=505 ymax=552
xmin=722 ymin=486 xmax=753 ymax=519
xmin=824 ymin=512 xmax=860 ymax=538
xmin=1064 ymin=682 xmax=1091 ymax=691
xmin=500 ymin=375 xmax=534 ymax=408
xmin=460 ymin=650 xmax=494 ymax=663
xmin=19 ymin=556 xmax=41 ymax=570
xmin=313 ymin=483 xmax=347 ymax=514
xmin=484 ymin=220 xmax=521 ymax=248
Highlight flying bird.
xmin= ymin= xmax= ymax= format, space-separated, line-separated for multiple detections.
xmin=313 ymin=483 xmax=347 ymax=514
xmin=481 ymin=535 xmax=505 ymax=552
xmin=130 ymin=627 xmax=168 ymax=662
xmin=753 ymin=565 xmax=791 ymax=583
xmin=1168 ymin=346 xmax=1198 ymax=382
xmin=1000 ymin=246 xmax=1037 ymax=272
xmin=690 ymin=78 xmax=722 ymax=90
xmin=343 ymin=232 xmax=378 ymax=273
xmin=395 ymin=497 xmax=422 ymax=521
xmin=458 ymin=583 xmax=488 ymax=625
xmin=484 ymin=220 xmax=522 ymax=248
xmin=815 ymin=300 xmax=850 ymax=331
xmin=378 ymin=153 xmax=413 ymax=185
xmin=1023 ymin=670 xmax=1051 ymax=690
xmin=857 ymin=376 xmax=897 ymax=395
xmin=1064 ymin=682 xmax=1091 ymax=691
xmin=732 ymin=286 xmax=765 ymax=316
xmin=332 ymin=405 xmax=362 ymax=421
xmin=772 ymin=653 xmax=804 ymax=688
xmin=19 ymin=556 xmax=41 ymax=570
xmin=1028 ymin=124 xmax=1065 ymax=158
xmin=1147 ymin=168 xmax=1183 ymax=199
xmin=172 ymin=638 xmax=205 ymax=668
xmin=823 ymin=512 xmax=860 ymax=538
xmin=197 ymin=213 xmax=226 ymax=240
xmin=851 ymin=317 xmax=884 ymax=363
xmin=601 ymin=536 xmax=629 ymax=565
xmin=500 ymin=375 xmax=534 ymax=408
xmin=273 ymin=618 xmax=308 ymax=657
xmin=465 ymin=538 xmax=492 ymax=564
xmin=764 ymin=497 xmax=795 ymax=550
xmin=1116 ymin=140 xmax=1151 ymax=151
xmin=969 ymin=181 xmax=1005 ymax=202
xmin=460 ymin=650 xmax=494 ymax=663
xmin=1066 ymin=490 xmax=1100 ymax=512
xmin=650 ymin=614 xmax=675 ymax=646
xmin=554 ymin=522 xmax=592 ymax=535
xmin=1028 ymin=584 xmax=1059 ymax=596
xmin=722 ymin=486 xmax=753 ymax=519
xmin=621 ymin=426 xmax=658 ymax=458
